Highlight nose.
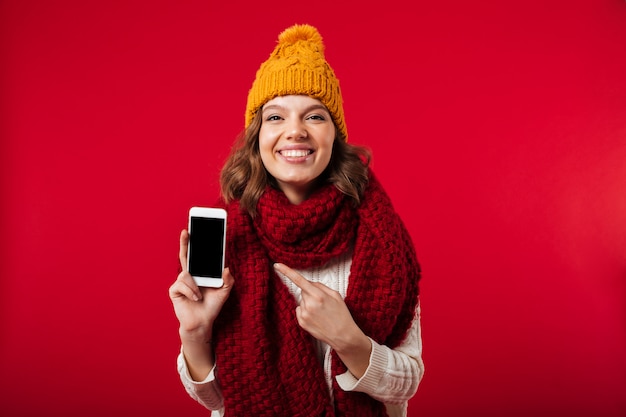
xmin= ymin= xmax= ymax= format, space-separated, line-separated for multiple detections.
xmin=285 ymin=119 xmax=308 ymax=140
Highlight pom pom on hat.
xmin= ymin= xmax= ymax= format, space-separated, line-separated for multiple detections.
xmin=278 ymin=24 xmax=324 ymax=51
xmin=245 ymin=24 xmax=347 ymax=141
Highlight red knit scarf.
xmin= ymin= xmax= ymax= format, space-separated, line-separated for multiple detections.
xmin=213 ymin=172 xmax=420 ymax=417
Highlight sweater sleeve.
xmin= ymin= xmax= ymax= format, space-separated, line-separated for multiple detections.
xmin=177 ymin=347 xmax=225 ymax=416
xmin=335 ymin=302 xmax=424 ymax=405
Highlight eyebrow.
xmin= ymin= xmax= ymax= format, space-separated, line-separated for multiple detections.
xmin=262 ymin=104 xmax=329 ymax=114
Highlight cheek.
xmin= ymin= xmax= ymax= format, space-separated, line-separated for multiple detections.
xmin=319 ymin=134 xmax=336 ymax=161
xmin=258 ymin=141 xmax=277 ymax=177
xmin=258 ymin=131 xmax=274 ymax=159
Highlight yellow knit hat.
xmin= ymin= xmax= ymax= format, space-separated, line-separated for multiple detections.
xmin=245 ymin=24 xmax=347 ymax=141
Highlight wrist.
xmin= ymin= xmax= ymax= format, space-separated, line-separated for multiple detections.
xmin=180 ymin=327 xmax=216 ymax=382
xmin=179 ymin=326 xmax=213 ymax=345
xmin=332 ymin=329 xmax=372 ymax=380
xmin=333 ymin=330 xmax=371 ymax=356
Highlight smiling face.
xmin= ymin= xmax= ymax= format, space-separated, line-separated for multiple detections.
xmin=259 ymin=95 xmax=336 ymax=204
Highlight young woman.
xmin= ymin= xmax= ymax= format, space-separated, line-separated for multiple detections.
xmin=169 ymin=24 xmax=424 ymax=417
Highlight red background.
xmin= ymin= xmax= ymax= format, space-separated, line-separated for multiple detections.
xmin=1 ymin=1 xmax=625 ymax=416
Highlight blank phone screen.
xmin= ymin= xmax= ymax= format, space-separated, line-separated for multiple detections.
xmin=188 ymin=216 xmax=225 ymax=278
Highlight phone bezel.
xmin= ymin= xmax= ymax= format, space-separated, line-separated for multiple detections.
xmin=187 ymin=206 xmax=226 ymax=288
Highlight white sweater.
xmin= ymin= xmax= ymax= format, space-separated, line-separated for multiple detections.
xmin=177 ymin=250 xmax=424 ymax=416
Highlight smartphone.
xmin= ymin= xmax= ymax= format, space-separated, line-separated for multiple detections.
xmin=187 ymin=207 xmax=227 ymax=288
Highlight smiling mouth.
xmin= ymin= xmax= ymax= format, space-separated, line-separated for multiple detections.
xmin=279 ymin=150 xmax=313 ymax=157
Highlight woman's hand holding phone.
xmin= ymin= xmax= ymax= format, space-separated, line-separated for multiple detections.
xmin=169 ymin=229 xmax=234 ymax=342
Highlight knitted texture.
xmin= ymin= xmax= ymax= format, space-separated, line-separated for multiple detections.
xmin=213 ymin=173 xmax=421 ymax=416
xmin=245 ymin=24 xmax=348 ymax=141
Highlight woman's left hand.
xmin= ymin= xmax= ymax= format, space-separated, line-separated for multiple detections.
xmin=273 ymin=262 xmax=372 ymax=378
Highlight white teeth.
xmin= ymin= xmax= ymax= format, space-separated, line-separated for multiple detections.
xmin=281 ymin=150 xmax=311 ymax=157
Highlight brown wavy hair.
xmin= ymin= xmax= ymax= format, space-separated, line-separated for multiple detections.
xmin=220 ymin=111 xmax=371 ymax=217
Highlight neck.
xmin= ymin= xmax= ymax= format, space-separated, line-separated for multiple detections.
xmin=278 ymin=183 xmax=314 ymax=205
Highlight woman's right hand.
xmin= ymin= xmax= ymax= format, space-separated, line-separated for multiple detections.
xmin=168 ymin=229 xmax=234 ymax=342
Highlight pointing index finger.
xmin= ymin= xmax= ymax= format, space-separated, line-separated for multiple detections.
xmin=273 ymin=263 xmax=312 ymax=292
